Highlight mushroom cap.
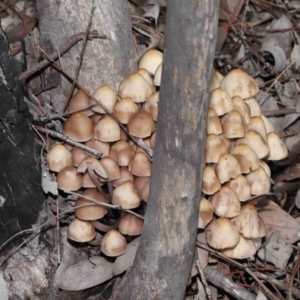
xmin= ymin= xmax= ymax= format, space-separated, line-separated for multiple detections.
xmin=261 ymin=115 xmax=274 ymax=134
xmin=230 ymin=204 xmax=266 ymax=238
xmin=75 ymin=188 xmax=108 ymax=220
xmin=236 ymin=130 xmax=270 ymax=159
xmin=232 ymin=95 xmax=251 ymax=124
xmin=205 ymin=134 xmax=227 ymax=163
xmin=137 ymin=68 xmax=154 ymax=86
xmin=85 ymin=138 xmax=110 ymax=157
xmin=127 ymin=110 xmax=156 ymax=138
xmin=207 ymin=108 xmax=222 ymax=135
xmin=220 ymin=69 xmax=259 ymax=99
xmin=221 ymin=110 xmax=246 ymax=139
xmin=67 ymin=218 xmax=96 ymax=242
xmin=209 ymin=186 xmax=241 ymax=218
xmin=198 ymin=198 xmax=213 ymax=229
xmin=246 ymin=116 xmax=268 ymax=141
xmin=210 ymin=70 xmax=223 ymax=91
xmin=259 ymin=160 xmax=271 ymax=177
xmin=91 ymin=84 xmax=116 ymax=114
xmin=245 ymin=166 xmax=271 ymax=195
xmin=118 ymin=72 xmax=154 ymax=103
xmin=71 ymin=147 xmax=89 ymax=167
xmin=134 ymin=176 xmax=150 ymax=202
xmin=266 ymin=132 xmax=288 ymax=160
xmin=209 ymin=88 xmax=233 ymax=116
xmin=46 ymin=144 xmax=73 ymax=172
xmin=230 ymin=143 xmax=260 ymax=174
xmin=112 ymin=180 xmax=141 ymax=209
xmin=113 ymin=97 xmax=139 ymax=124
xmin=101 ymin=229 xmax=127 ymax=257
xmin=77 ymin=156 xmax=108 ymax=180
xmin=109 ymin=140 xmax=135 ymax=167
xmin=118 ymin=213 xmax=144 ymax=236
xmin=142 ymin=91 xmax=159 ymax=121
xmin=202 ymin=166 xmax=221 ymax=195
xmin=64 ymin=112 xmax=94 ymax=142
xmin=205 ymin=217 xmax=240 ymax=249
xmin=128 ymin=152 xmax=152 ymax=177
xmin=138 ymin=49 xmax=163 ymax=75
xmin=216 ymin=153 xmax=242 ymax=184
xmin=81 ymin=172 xmax=97 ymax=188
xmin=222 ymin=234 xmax=257 ymax=259
xmin=94 ymin=115 xmax=121 ymax=142
xmin=68 ymin=89 xmax=94 ymax=116
xmin=57 ymin=166 xmax=82 ymax=191
xmin=112 ymin=167 xmax=134 ymax=187
xmin=225 ymin=175 xmax=251 ymax=202
xmin=244 ymin=98 xmax=261 ymax=117
xmin=100 ymin=156 xmax=121 ymax=181
xmin=154 ymin=63 xmax=162 ymax=86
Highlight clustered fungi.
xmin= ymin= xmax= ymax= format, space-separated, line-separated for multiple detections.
xmin=45 ymin=48 xmax=287 ymax=259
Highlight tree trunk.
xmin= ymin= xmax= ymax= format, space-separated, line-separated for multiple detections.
xmin=0 ymin=26 xmax=44 ymax=247
xmin=118 ymin=1 xmax=218 ymax=299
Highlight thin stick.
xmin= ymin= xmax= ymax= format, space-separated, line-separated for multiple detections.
xmin=19 ymin=30 xmax=107 ymax=83
xmin=62 ymin=1 xmax=95 ymax=112
xmin=36 ymin=127 xmax=103 ymax=158
xmin=196 ymin=260 xmax=212 ymax=300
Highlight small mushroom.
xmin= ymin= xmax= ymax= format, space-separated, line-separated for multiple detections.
xmin=67 ymin=218 xmax=96 ymax=243
xmin=101 ymin=229 xmax=127 ymax=257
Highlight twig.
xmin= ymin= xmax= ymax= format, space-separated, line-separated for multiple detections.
xmin=196 ymin=259 xmax=212 ymax=300
xmin=62 ymin=1 xmax=95 ymax=112
xmin=197 ymin=241 xmax=280 ymax=300
xmin=35 ymin=127 xmax=103 ymax=158
xmin=19 ymin=30 xmax=107 ymax=83
xmin=36 ymin=46 xmax=154 ymax=159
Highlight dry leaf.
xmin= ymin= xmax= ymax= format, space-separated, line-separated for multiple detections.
xmin=256 ymin=198 xmax=300 ymax=244
xmin=273 ymin=162 xmax=300 ymax=182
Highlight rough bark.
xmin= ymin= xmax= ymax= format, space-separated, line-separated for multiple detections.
xmin=0 ymin=26 xmax=44 ymax=246
xmin=33 ymin=0 xmax=137 ymax=112
xmin=118 ymin=1 xmax=218 ymax=299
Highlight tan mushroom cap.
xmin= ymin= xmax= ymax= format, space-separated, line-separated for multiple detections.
xmin=46 ymin=144 xmax=73 ymax=172
xmin=205 ymin=134 xmax=227 ymax=163
xmin=230 ymin=143 xmax=260 ymax=174
xmin=68 ymin=89 xmax=94 ymax=116
xmin=57 ymin=166 xmax=82 ymax=191
xmin=94 ymin=115 xmax=121 ymax=142
xmin=221 ymin=110 xmax=246 ymax=139
xmin=198 ymin=198 xmax=213 ymax=229
xmin=216 ymin=153 xmax=242 ymax=184
xmin=113 ymin=97 xmax=139 ymax=124
xmin=210 ymin=70 xmax=223 ymax=91
xmin=64 ymin=112 xmax=94 ymax=142
xmin=118 ymin=72 xmax=154 ymax=103
xmin=210 ymin=186 xmax=241 ymax=218
xmin=109 ymin=140 xmax=135 ymax=167
xmin=71 ymin=147 xmax=89 ymax=167
xmin=236 ymin=130 xmax=269 ymax=159
xmin=222 ymin=234 xmax=257 ymax=259
xmin=142 ymin=91 xmax=159 ymax=121
xmin=67 ymin=218 xmax=96 ymax=242
xmin=77 ymin=156 xmax=108 ymax=180
xmin=246 ymin=116 xmax=268 ymax=141
xmin=244 ymin=98 xmax=261 ymax=117
xmin=261 ymin=115 xmax=274 ymax=134
xmin=207 ymin=108 xmax=222 ymax=135
xmin=100 ymin=156 xmax=121 ymax=181
xmin=137 ymin=68 xmax=153 ymax=86
xmin=112 ymin=180 xmax=141 ymax=209
xmin=127 ymin=110 xmax=156 ymax=138
xmin=112 ymin=167 xmax=134 ymax=188
xmin=205 ymin=217 xmax=240 ymax=249
xmin=85 ymin=138 xmax=110 ymax=157
xmin=128 ymin=152 xmax=152 ymax=177
xmin=266 ymin=132 xmax=288 ymax=160
xmin=118 ymin=213 xmax=144 ymax=236
xmin=245 ymin=166 xmax=271 ymax=195
xmin=75 ymin=188 xmax=108 ymax=220
xmin=232 ymin=95 xmax=251 ymax=124
xmin=202 ymin=166 xmax=221 ymax=195
xmin=138 ymin=49 xmax=163 ymax=75
xmin=81 ymin=172 xmax=97 ymax=188
xmin=134 ymin=176 xmax=150 ymax=202
xmin=91 ymin=84 xmax=116 ymax=114
xmin=154 ymin=62 xmax=162 ymax=86
xmin=220 ymin=69 xmax=259 ymax=99
xmin=225 ymin=175 xmax=251 ymax=202
xmin=209 ymin=88 xmax=233 ymax=116
xmin=101 ymin=229 xmax=127 ymax=257
xmin=259 ymin=160 xmax=271 ymax=177
xmin=219 ymin=134 xmax=231 ymax=152
xmin=230 ymin=204 xmax=266 ymax=238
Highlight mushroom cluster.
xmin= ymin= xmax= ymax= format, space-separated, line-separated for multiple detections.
xmin=46 ymin=48 xmax=288 ymax=259
xmin=200 ymin=68 xmax=288 ymax=258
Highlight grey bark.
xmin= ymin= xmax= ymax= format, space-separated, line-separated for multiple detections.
xmin=118 ymin=1 xmax=218 ymax=299
xmin=33 ymin=0 xmax=137 ymax=112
